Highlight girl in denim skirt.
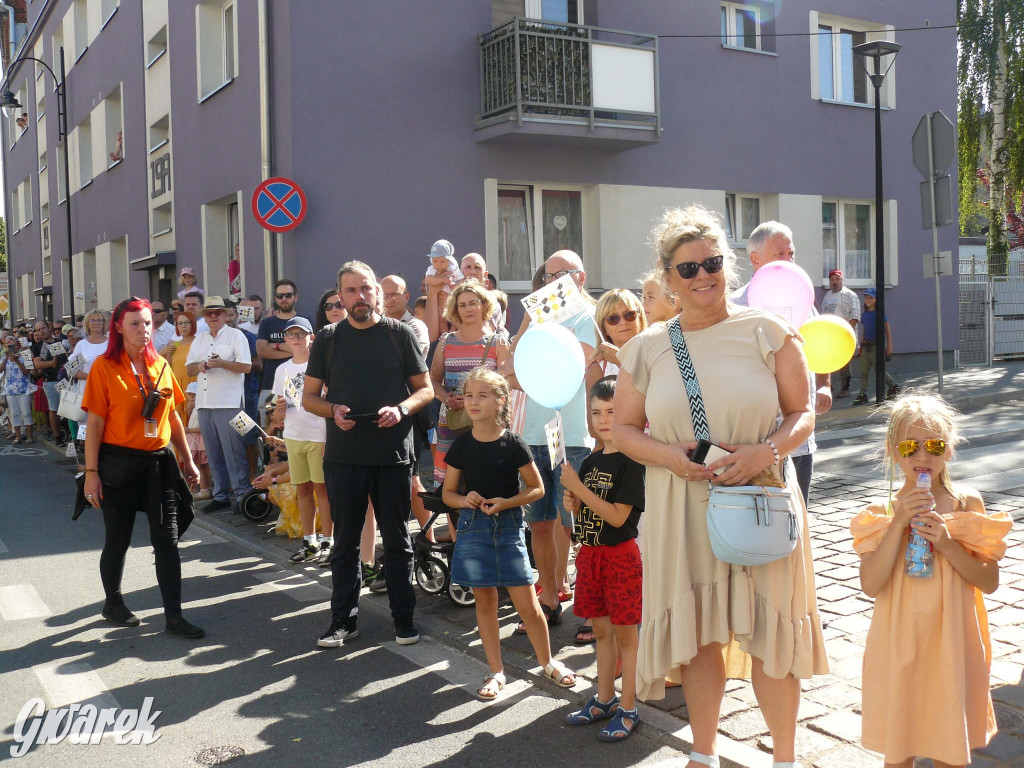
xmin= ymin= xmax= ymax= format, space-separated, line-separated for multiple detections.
xmin=443 ymin=367 xmax=577 ymax=701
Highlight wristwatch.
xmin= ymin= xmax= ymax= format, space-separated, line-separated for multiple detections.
xmin=398 ymin=404 xmax=410 ymax=420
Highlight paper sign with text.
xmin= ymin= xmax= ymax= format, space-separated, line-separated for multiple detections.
xmin=64 ymin=356 xmax=82 ymax=378
xmin=237 ymin=305 xmax=255 ymax=324
xmin=48 ymin=342 xmax=65 ymax=358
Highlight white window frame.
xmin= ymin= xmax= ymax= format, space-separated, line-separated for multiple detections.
xmin=196 ymin=0 xmax=238 ymax=102
xmin=525 ymin=0 xmax=582 ymax=24
xmin=493 ymin=181 xmax=587 ymax=292
xmin=724 ymin=192 xmax=763 ymax=246
xmin=821 ymin=198 xmax=875 ymax=287
xmin=810 ymin=14 xmax=896 ymax=109
xmin=720 ymin=2 xmax=760 ymax=52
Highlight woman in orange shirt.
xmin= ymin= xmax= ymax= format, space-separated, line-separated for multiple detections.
xmin=82 ymin=297 xmax=203 ymax=639
xmin=852 ymin=394 xmax=1012 ymax=767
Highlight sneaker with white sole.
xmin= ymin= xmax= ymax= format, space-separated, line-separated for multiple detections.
xmin=317 ymin=618 xmax=358 ymax=648
xmin=395 ymin=620 xmax=419 ymax=645
xmin=290 ymin=541 xmax=320 ymax=563
xmin=317 ymin=542 xmax=332 ymax=567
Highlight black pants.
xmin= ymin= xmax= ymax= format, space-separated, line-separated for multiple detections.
xmin=792 ymin=453 xmax=813 ymax=508
xmin=99 ymin=485 xmax=183 ymax=615
xmin=325 ymin=463 xmax=415 ymax=625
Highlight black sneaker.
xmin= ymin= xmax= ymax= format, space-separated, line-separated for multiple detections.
xmin=101 ymin=601 xmax=141 ymax=627
xmin=368 ymin=570 xmax=388 ymax=594
xmin=317 ymin=618 xmax=358 ymax=648
xmin=204 ymin=498 xmax=232 ymax=513
xmin=361 ymin=561 xmax=378 ymax=585
xmin=318 ymin=542 xmax=333 ymax=567
xmin=851 ymin=393 xmax=868 ymax=405
xmin=395 ymin=620 xmax=419 ymax=646
xmin=290 ymin=541 xmax=320 ymax=563
xmin=886 ymin=385 xmax=902 ymax=400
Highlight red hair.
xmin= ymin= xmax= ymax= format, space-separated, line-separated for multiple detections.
xmin=176 ymin=310 xmax=198 ymax=337
xmin=104 ymin=297 xmax=159 ymax=364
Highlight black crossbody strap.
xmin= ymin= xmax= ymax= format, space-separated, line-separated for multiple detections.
xmin=667 ymin=317 xmax=710 ymax=442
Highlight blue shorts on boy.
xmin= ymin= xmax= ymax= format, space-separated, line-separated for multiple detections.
xmin=571 ymin=448 xmax=645 ymax=625
xmin=446 ymin=430 xmax=536 ymax=588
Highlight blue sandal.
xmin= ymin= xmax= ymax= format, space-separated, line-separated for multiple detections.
xmin=565 ymin=695 xmax=619 ymax=725
xmin=598 ymin=706 xmax=639 ymax=742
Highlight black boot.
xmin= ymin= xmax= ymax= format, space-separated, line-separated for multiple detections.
xmin=165 ymin=613 xmax=205 ymax=639
xmin=101 ymin=598 xmax=141 ymax=627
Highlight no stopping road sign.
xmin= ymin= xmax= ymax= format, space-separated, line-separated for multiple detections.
xmin=252 ymin=177 xmax=307 ymax=233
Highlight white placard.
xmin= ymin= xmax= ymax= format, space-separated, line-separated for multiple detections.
xmin=19 ymin=350 xmax=33 ymax=367
xmin=544 ymin=412 xmax=566 ymax=470
xmin=284 ymin=374 xmax=302 ymax=409
xmin=520 ymin=274 xmax=594 ymax=327
xmin=237 ymin=305 xmax=255 ymax=324
xmin=48 ymin=342 xmax=65 ymax=357
xmin=64 ymin=356 xmax=82 ymax=378
xmin=229 ymin=410 xmax=259 ymax=437
xmin=77 ymin=424 xmax=87 ymax=440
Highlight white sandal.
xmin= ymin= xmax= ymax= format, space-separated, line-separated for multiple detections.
xmin=542 ymin=659 xmax=576 ymax=688
xmin=688 ymin=753 xmax=720 ymax=768
xmin=477 ymin=672 xmax=505 ymax=701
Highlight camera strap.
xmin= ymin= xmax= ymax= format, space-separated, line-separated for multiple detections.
xmin=125 ymin=358 xmax=168 ymax=399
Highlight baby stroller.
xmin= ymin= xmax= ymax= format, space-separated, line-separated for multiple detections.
xmin=413 ymin=491 xmax=474 ymax=606
xmin=238 ymin=434 xmax=279 ymax=522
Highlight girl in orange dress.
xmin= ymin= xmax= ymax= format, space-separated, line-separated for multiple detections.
xmin=851 ymin=394 xmax=1012 ymax=768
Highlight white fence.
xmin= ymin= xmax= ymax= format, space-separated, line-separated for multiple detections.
xmin=959 ymin=254 xmax=1024 ymax=364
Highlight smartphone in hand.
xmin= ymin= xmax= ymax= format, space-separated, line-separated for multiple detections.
xmin=691 ymin=439 xmax=732 ymax=475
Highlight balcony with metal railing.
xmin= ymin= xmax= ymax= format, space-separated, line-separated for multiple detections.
xmin=476 ymin=18 xmax=661 ymax=150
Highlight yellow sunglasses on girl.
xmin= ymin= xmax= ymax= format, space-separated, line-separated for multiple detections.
xmin=897 ymin=438 xmax=946 ymax=458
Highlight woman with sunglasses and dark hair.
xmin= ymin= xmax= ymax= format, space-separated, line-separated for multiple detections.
xmin=314 ymin=289 xmax=347 ymax=330
xmin=612 ymin=205 xmax=828 ymax=768
xmin=82 ymin=297 xmax=204 ymax=639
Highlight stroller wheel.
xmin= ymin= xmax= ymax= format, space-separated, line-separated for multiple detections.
xmin=239 ymin=488 xmax=273 ymax=522
xmin=415 ymin=556 xmax=449 ymax=595
xmin=447 ymin=582 xmax=475 ymax=606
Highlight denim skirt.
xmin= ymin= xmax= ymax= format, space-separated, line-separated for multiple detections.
xmin=450 ymin=508 xmax=535 ymax=588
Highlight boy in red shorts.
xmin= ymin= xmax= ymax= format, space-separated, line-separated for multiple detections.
xmin=560 ymin=376 xmax=644 ymax=742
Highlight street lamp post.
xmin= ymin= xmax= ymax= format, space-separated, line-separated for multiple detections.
xmin=1 ymin=48 xmax=74 ymax=322
xmin=853 ymin=40 xmax=901 ymax=405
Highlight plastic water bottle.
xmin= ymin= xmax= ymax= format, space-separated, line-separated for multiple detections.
xmin=905 ymin=472 xmax=935 ymax=578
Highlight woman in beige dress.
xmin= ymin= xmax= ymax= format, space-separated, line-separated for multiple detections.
xmin=614 ymin=206 xmax=829 ymax=768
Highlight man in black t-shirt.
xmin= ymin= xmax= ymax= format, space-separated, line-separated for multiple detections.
xmin=31 ymin=320 xmax=69 ymax=444
xmin=257 ymin=279 xmax=307 ymax=424
xmin=303 ymin=260 xmax=433 ymax=650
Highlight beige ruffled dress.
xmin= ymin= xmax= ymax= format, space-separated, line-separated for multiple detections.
xmin=618 ymin=308 xmax=830 ymax=701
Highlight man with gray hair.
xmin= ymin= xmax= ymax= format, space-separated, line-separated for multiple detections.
xmin=731 ymin=221 xmax=831 ymax=506
xmin=304 ymin=261 xmax=433 ymax=649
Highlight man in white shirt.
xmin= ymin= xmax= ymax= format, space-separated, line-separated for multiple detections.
xmin=239 ymin=294 xmax=264 ymax=335
xmin=381 ymin=275 xmax=428 ymax=358
xmin=730 ymin=222 xmax=831 ymax=506
xmin=185 ymin=296 xmax=253 ymax=512
xmin=819 ymin=268 xmax=860 ymax=397
xmin=150 ymin=299 xmax=177 ymax=350
xmin=183 ymin=292 xmax=209 ymax=335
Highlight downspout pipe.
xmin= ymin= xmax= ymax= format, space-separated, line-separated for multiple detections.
xmin=257 ymin=0 xmax=277 ymax=290
xmin=2 ymin=1 xmax=15 ymax=66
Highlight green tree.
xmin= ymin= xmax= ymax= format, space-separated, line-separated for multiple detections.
xmin=958 ymin=0 xmax=1024 ymax=274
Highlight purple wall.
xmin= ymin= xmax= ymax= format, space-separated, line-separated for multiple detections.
xmin=269 ymin=0 xmax=957 ymax=354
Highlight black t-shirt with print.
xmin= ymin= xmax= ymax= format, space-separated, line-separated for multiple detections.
xmin=32 ymin=338 xmax=68 ymax=382
xmin=445 ymin=430 xmax=533 ymax=502
xmin=572 ymin=448 xmax=645 ymax=547
xmin=306 ymin=317 xmax=427 ymax=466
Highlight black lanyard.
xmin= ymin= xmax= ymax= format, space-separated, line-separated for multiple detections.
xmin=125 ymin=358 xmax=164 ymax=400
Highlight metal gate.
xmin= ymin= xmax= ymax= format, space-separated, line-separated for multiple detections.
xmin=958 ymin=255 xmax=1024 ymax=364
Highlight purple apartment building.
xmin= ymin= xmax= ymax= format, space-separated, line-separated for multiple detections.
xmin=1 ymin=0 xmax=958 ymax=369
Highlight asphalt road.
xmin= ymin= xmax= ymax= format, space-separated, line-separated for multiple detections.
xmin=0 ymin=439 xmax=683 ymax=767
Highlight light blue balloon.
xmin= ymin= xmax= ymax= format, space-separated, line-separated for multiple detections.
xmin=514 ymin=323 xmax=586 ymax=409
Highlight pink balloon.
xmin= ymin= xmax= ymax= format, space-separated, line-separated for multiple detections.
xmin=746 ymin=262 xmax=815 ymax=327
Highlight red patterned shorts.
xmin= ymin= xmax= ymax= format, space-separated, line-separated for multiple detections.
xmin=572 ymin=539 xmax=642 ymax=626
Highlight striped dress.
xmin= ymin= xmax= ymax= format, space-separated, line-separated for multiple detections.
xmin=433 ymin=333 xmax=498 ymax=487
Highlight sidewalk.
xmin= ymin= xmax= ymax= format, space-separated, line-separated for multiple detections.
xmin=820 ymin=360 xmax=1024 ymax=428
xmin=191 ymin=482 xmax=1024 ymax=766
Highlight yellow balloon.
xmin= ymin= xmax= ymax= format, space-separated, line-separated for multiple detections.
xmin=799 ymin=315 xmax=857 ymax=374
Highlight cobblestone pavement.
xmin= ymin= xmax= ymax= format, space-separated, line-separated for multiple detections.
xmin=197 ymin=465 xmax=1024 ymax=768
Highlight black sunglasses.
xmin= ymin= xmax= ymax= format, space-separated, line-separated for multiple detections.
xmin=668 ymin=255 xmax=725 ymax=280
xmin=152 ymin=308 xmax=168 ymax=314
xmin=276 ymin=292 xmax=295 ymax=299
xmin=667 ymin=256 xmax=724 ymax=280
xmin=605 ymin=310 xmax=639 ymax=326
xmin=323 ymin=300 xmax=343 ymax=311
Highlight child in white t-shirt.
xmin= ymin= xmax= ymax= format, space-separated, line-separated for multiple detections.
xmin=271 ymin=317 xmax=333 ymax=566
